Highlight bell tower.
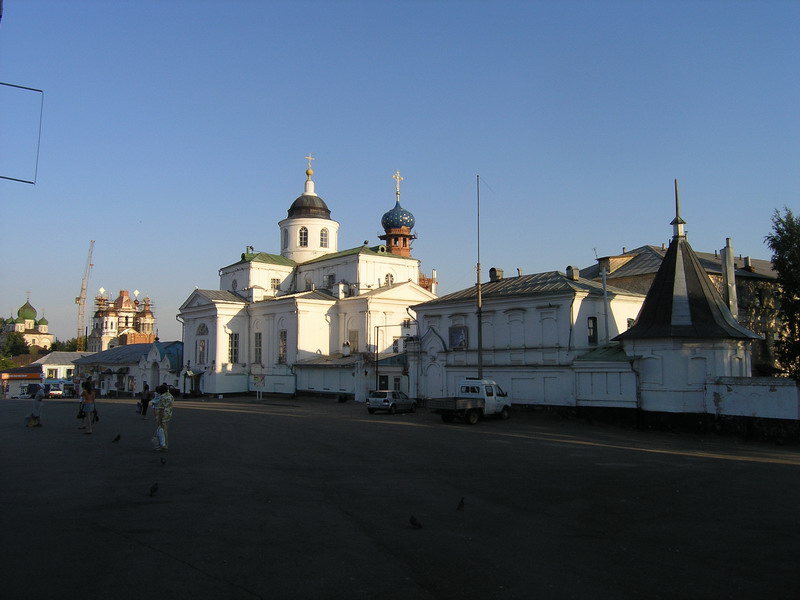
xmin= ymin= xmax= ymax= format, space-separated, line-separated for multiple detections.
xmin=278 ymin=155 xmax=340 ymax=263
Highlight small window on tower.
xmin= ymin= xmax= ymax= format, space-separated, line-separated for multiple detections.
xmin=588 ymin=317 xmax=598 ymax=345
xmin=299 ymin=227 xmax=308 ymax=247
xmin=320 ymin=228 xmax=329 ymax=248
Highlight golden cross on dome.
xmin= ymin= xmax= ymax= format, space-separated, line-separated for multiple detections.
xmin=304 ymin=153 xmax=315 ymax=181
xmin=392 ymin=170 xmax=403 ymax=199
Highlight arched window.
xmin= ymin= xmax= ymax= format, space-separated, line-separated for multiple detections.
xmin=299 ymin=227 xmax=308 ymax=247
xmin=282 ymin=229 xmax=288 ymax=249
xmin=320 ymin=228 xmax=329 ymax=248
xmin=196 ymin=323 xmax=209 ymax=364
xmin=385 ymin=273 xmax=394 ymax=285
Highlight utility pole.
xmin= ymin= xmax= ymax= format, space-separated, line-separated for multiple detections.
xmin=476 ymin=175 xmax=483 ymax=380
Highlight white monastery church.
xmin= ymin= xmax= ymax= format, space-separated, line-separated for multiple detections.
xmin=178 ymin=159 xmax=437 ymax=397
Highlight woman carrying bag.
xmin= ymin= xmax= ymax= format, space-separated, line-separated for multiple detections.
xmin=153 ymin=384 xmax=173 ymax=452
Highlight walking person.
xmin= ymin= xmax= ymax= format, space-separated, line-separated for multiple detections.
xmin=154 ymin=384 xmax=174 ymax=451
xmin=140 ymin=383 xmax=152 ymax=419
xmin=26 ymin=384 xmax=46 ymax=427
xmin=80 ymin=380 xmax=97 ymax=435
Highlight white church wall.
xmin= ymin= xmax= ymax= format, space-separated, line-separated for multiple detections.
xmin=295 ymin=302 xmax=336 ymax=360
xmin=279 ymin=216 xmax=340 ymax=263
xmin=358 ymin=253 xmax=419 ymax=290
xmin=298 ymin=256 xmax=361 ymax=294
xmin=219 ymin=262 xmax=294 ymax=297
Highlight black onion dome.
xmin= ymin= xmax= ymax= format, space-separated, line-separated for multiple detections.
xmin=287 ymin=194 xmax=331 ymax=219
xmin=381 ymin=200 xmax=415 ymax=230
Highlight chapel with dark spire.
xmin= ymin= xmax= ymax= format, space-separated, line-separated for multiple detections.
xmin=615 ymin=180 xmax=760 ymax=342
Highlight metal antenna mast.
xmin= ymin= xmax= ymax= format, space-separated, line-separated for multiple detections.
xmin=75 ymin=240 xmax=95 ymax=351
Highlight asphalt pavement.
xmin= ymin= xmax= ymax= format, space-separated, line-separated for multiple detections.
xmin=2 ymin=395 xmax=799 ymax=599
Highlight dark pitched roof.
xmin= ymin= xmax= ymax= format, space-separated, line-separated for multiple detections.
xmin=574 ymin=345 xmax=631 ymax=362
xmin=415 ymin=271 xmax=643 ymax=309
xmin=581 ymin=245 xmax=776 ymax=281
xmin=32 ymin=352 xmax=94 ymax=365
xmin=0 ymin=365 xmax=42 ymax=375
xmin=269 ymin=290 xmax=335 ymax=302
xmin=614 ymin=237 xmax=761 ymax=341
xmin=73 ymin=343 xmax=155 ymax=365
xmin=194 ymin=290 xmax=248 ymax=303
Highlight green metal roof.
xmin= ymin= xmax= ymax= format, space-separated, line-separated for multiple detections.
xmin=239 ymin=251 xmax=296 ymax=267
xmin=301 ymin=245 xmax=417 ymax=265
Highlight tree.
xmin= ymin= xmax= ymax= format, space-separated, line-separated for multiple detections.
xmin=2 ymin=332 xmax=29 ymax=357
xmin=765 ymin=207 xmax=800 ymax=379
xmin=52 ymin=338 xmax=79 ymax=352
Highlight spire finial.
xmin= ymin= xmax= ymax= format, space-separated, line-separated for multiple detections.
xmin=305 ymin=153 xmax=314 ymax=179
xmin=392 ymin=170 xmax=403 ymax=202
xmin=671 ymin=178 xmax=686 ymax=239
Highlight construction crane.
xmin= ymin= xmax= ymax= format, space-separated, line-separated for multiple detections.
xmin=75 ymin=240 xmax=95 ymax=351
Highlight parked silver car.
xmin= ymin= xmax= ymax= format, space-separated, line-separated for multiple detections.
xmin=366 ymin=390 xmax=417 ymax=414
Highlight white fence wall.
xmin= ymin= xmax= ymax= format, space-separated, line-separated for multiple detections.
xmin=706 ymin=377 xmax=800 ymax=420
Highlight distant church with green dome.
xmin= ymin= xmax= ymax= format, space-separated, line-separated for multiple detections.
xmin=1 ymin=298 xmax=55 ymax=350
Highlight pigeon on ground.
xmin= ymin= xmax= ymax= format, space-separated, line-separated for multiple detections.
xmin=457 ymin=497 xmax=465 ymax=511
xmin=409 ymin=515 xmax=423 ymax=529
xmin=149 ymin=482 xmax=159 ymax=497
xmin=112 ymin=434 xmax=121 ymax=443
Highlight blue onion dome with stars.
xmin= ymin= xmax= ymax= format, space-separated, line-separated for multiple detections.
xmin=381 ymin=200 xmax=415 ymax=230
xmin=381 ymin=170 xmax=415 ymax=230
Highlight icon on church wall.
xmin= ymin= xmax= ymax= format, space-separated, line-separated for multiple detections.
xmin=449 ymin=325 xmax=468 ymax=350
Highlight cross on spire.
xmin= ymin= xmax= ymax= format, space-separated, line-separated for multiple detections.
xmin=392 ymin=170 xmax=403 ymax=201
xmin=305 ymin=153 xmax=314 ymax=170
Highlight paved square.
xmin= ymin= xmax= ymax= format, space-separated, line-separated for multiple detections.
xmin=2 ymin=397 xmax=799 ymax=599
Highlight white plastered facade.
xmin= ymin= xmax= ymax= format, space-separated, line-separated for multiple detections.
xmin=408 ymin=275 xmax=645 ymax=406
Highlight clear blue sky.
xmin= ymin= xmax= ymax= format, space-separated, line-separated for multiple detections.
xmin=1 ymin=0 xmax=798 ymax=342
